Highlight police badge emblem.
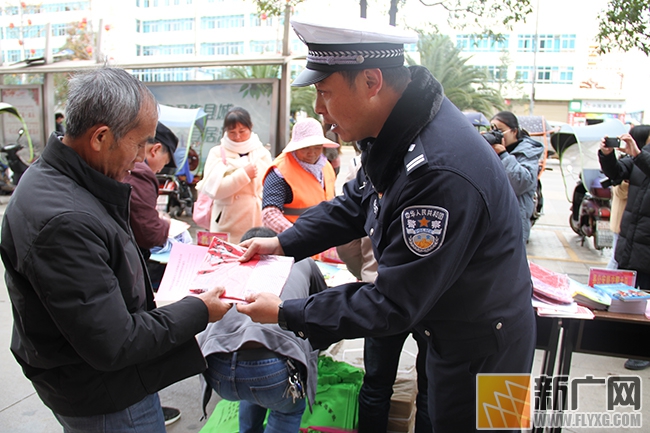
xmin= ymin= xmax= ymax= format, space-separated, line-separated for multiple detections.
xmin=401 ymin=205 xmax=448 ymax=256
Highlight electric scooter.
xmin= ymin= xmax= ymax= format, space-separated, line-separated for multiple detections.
xmin=0 ymin=128 xmax=30 ymax=187
xmin=569 ymin=168 xmax=613 ymax=250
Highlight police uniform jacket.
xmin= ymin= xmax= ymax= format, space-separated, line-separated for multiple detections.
xmin=0 ymin=134 xmax=208 ymax=416
xmin=278 ymin=66 xmax=535 ymax=362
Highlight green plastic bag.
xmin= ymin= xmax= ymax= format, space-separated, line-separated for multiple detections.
xmin=200 ymin=400 xmax=240 ymax=433
xmin=201 ymin=356 xmax=364 ymax=432
xmin=300 ymin=356 xmax=364 ymax=430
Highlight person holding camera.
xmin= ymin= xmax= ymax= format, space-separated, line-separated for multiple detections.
xmin=487 ymin=111 xmax=544 ymax=244
xmin=599 ymin=125 xmax=650 ymax=370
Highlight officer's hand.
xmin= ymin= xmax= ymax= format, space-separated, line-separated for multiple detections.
xmin=197 ymin=287 xmax=232 ymax=322
xmin=236 ymin=292 xmax=282 ymax=324
xmin=238 ymin=237 xmax=284 ymax=262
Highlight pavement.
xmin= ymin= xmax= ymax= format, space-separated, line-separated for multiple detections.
xmin=0 ymin=151 xmax=648 ymax=432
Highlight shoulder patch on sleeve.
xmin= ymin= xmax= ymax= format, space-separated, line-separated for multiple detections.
xmin=401 ymin=205 xmax=448 ymax=256
xmin=404 ymin=141 xmax=427 ymax=174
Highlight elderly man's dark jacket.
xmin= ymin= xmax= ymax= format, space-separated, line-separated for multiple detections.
xmin=0 ymin=134 xmax=208 ymax=416
xmin=278 ymin=66 xmax=535 ymax=362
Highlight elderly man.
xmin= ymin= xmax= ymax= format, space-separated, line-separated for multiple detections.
xmin=238 ymin=16 xmax=536 ymax=433
xmin=0 ymin=67 xmax=231 ymax=432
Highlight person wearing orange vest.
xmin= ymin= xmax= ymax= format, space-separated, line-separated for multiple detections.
xmin=262 ymin=117 xmax=339 ymax=233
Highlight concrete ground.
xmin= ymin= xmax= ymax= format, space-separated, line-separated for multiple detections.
xmin=0 ymin=150 xmax=648 ymax=432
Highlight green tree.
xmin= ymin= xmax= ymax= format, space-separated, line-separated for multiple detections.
xmin=596 ymin=0 xmax=650 ymax=55
xmin=381 ymin=0 xmax=533 ymax=31
xmin=227 ymin=65 xmax=279 ymax=101
xmin=408 ymin=32 xmax=505 ymax=115
xmin=249 ymin=0 xmax=304 ymax=17
xmin=227 ymin=65 xmax=317 ymax=116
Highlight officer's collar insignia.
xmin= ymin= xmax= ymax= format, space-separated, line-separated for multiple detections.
xmin=401 ymin=205 xmax=448 ymax=256
xmin=405 ymin=141 xmax=427 ymax=173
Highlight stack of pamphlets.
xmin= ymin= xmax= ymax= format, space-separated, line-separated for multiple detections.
xmin=571 ymin=278 xmax=611 ymax=310
xmin=529 ymin=261 xmax=574 ymax=305
xmin=593 ymin=282 xmax=650 ymax=315
xmin=529 ymin=262 xmax=593 ymax=318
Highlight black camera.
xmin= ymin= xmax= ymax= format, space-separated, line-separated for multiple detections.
xmin=482 ymin=130 xmax=504 ymax=146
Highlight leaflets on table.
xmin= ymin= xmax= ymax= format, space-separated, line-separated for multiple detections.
xmin=196 ymin=230 xmax=229 ymax=246
xmin=314 ymin=261 xmax=358 ymax=287
xmin=593 ymin=283 xmax=649 ymax=315
xmin=533 ymin=298 xmax=595 ymax=319
xmin=155 ymin=237 xmax=294 ymax=306
xmin=529 ymin=261 xmax=574 ymax=305
xmin=570 ymin=278 xmax=611 ymax=310
xmin=588 ymin=267 xmax=637 ymax=288
xmin=168 ymin=218 xmax=191 ymax=238
xmin=593 ymin=283 xmax=650 ymax=301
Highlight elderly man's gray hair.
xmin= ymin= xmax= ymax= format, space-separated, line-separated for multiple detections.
xmin=65 ymin=67 xmax=156 ymax=141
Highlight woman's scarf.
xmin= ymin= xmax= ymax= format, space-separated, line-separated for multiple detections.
xmin=221 ymin=131 xmax=264 ymax=155
xmin=359 ymin=66 xmax=444 ymax=193
xmin=293 ymin=152 xmax=328 ymax=187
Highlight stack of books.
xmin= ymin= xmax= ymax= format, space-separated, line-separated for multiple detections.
xmin=571 ymin=279 xmax=611 ymax=310
xmin=593 ymin=282 xmax=650 ymax=315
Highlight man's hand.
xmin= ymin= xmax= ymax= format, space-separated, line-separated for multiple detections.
xmin=197 ymin=287 xmax=232 ymax=322
xmin=238 ymin=236 xmax=284 ymax=262
xmin=236 ymin=292 xmax=282 ymax=324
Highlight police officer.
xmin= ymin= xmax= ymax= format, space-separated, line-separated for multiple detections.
xmin=238 ymin=15 xmax=536 ymax=432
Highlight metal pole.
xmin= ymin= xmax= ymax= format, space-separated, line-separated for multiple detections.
xmin=529 ymin=0 xmax=540 ymax=115
xmin=277 ymin=3 xmax=292 ymax=156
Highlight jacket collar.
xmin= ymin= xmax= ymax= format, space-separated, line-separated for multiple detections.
xmin=359 ymin=66 xmax=444 ymax=193
xmin=40 ymin=132 xmax=132 ymax=229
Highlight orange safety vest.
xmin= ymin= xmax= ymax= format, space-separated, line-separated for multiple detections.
xmin=265 ymin=152 xmax=336 ymax=223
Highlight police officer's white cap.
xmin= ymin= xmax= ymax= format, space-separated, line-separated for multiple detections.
xmin=290 ymin=15 xmax=418 ymax=87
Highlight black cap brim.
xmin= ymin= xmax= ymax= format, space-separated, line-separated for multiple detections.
xmin=291 ymin=68 xmax=332 ymax=87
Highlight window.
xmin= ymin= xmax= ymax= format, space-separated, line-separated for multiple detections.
xmin=24 ymin=25 xmax=45 ymax=39
xmin=477 ymin=65 xmax=508 ymax=82
xmin=138 ymin=44 xmax=194 ymax=56
xmin=5 ymin=27 xmax=20 ymax=39
xmin=7 ymin=49 xmax=21 ymax=62
xmin=201 ymin=15 xmax=245 ymax=30
xmin=456 ymin=34 xmax=508 ymax=52
xmin=249 ymin=14 xmax=273 ymax=27
xmin=517 ymin=34 xmax=576 ymax=52
xmin=132 ymin=68 xmax=194 ymax=81
xmin=250 ymin=40 xmax=279 ymax=54
xmin=41 ymin=2 xmax=90 ymax=13
xmin=516 ymin=65 xmax=573 ymax=84
xmin=52 ymin=23 xmax=67 ymax=37
xmin=138 ymin=0 xmax=191 ymax=7
xmin=201 ymin=42 xmax=243 ymax=55
xmin=516 ymin=66 xmax=533 ymax=82
xmin=404 ymin=43 xmax=417 ymax=53
xmin=140 ymin=18 xmax=193 ymax=33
